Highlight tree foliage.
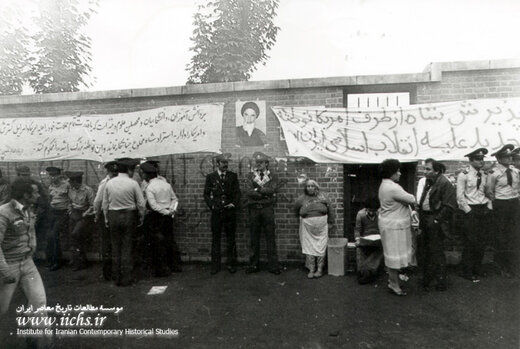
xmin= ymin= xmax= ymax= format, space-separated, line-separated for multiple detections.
xmin=187 ymin=0 xmax=280 ymax=84
xmin=0 ymin=5 xmax=31 ymax=95
xmin=28 ymin=0 xmax=97 ymax=93
xmin=0 ymin=0 xmax=97 ymax=95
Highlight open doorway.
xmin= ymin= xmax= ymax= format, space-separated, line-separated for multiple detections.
xmin=343 ymin=162 xmax=417 ymax=240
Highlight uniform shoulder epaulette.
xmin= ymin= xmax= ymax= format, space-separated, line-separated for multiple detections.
xmin=462 ymin=169 xmax=468 ymax=175
xmin=486 ymin=169 xmax=494 ymax=174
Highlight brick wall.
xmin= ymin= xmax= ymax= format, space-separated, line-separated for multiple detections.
xmin=0 ymin=63 xmax=519 ymax=263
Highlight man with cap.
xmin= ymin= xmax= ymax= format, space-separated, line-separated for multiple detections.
xmin=93 ymin=161 xmax=118 ymax=280
xmin=46 ymin=166 xmax=70 ymax=271
xmin=456 ymin=148 xmax=492 ymax=281
xmin=102 ymin=158 xmax=146 ymax=286
xmin=16 ymin=166 xmax=49 ymax=263
xmin=486 ymin=144 xmax=520 ymax=277
xmin=66 ymin=171 xmax=95 ymax=271
xmin=141 ymin=162 xmax=182 ymax=276
xmin=203 ymin=154 xmax=241 ymax=275
xmin=115 ymin=157 xmax=140 ymax=180
xmin=245 ymin=152 xmax=281 ymax=274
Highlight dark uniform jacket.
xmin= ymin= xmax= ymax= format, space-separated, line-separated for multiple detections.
xmin=203 ymin=171 xmax=241 ymax=211
xmin=245 ymin=170 xmax=279 ymax=207
xmin=420 ymin=174 xmax=457 ymax=237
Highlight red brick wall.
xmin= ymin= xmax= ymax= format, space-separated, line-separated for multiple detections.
xmin=0 ymin=67 xmax=519 ymax=262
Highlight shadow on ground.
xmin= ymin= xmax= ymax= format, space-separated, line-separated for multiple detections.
xmin=1 ymin=263 xmax=519 ymax=348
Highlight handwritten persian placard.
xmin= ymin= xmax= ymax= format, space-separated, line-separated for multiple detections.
xmin=0 ymin=103 xmax=224 ymax=162
xmin=272 ymin=98 xmax=520 ymax=163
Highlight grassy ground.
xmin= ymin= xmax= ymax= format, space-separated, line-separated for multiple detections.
xmin=1 ymin=262 xmax=518 ymax=349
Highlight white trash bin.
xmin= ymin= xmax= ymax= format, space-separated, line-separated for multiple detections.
xmin=327 ymin=237 xmax=348 ymax=276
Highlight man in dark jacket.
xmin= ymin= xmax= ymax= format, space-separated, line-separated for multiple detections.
xmin=204 ymin=154 xmax=241 ymax=275
xmin=417 ymin=159 xmax=457 ymax=291
xmin=245 ymin=152 xmax=281 ymax=275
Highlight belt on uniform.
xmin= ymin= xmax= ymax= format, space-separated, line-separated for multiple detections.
xmin=108 ymin=209 xmax=137 ymax=213
xmin=469 ymin=204 xmax=487 ymax=208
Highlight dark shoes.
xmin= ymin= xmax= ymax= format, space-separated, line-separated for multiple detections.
xmin=117 ymin=278 xmax=135 ymax=287
xmin=460 ymin=273 xmax=480 ymax=282
xmin=170 ymin=265 xmax=182 ymax=273
xmin=387 ymin=285 xmax=406 ymax=296
xmin=268 ymin=268 xmax=281 ymax=275
xmin=245 ymin=266 xmax=260 ymax=274
xmin=48 ymin=263 xmax=61 ymax=272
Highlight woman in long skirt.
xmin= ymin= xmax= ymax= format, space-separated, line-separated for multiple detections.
xmin=378 ymin=159 xmax=417 ymax=296
xmin=294 ymin=179 xmax=335 ymax=278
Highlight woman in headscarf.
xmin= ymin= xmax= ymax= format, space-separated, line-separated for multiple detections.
xmin=378 ymin=159 xmax=417 ymax=296
xmin=294 ymin=179 xmax=335 ymax=278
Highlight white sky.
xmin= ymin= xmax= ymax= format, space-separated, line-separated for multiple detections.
xmin=11 ymin=0 xmax=520 ymax=92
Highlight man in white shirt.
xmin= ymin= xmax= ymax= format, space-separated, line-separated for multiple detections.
xmin=141 ymin=162 xmax=182 ymax=276
xmin=94 ymin=161 xmax=118 ymax=280
xmin=102 ymin=159 xmax=146 ymax=286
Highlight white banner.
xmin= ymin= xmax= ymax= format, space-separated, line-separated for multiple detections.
xmin=0 ymin=103 xmax=224 ymax=162
xmin=272 ymin=98 xmax=520 ymax=163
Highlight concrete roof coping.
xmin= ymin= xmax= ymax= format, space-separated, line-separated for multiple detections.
xmin=423 ymin=58 xmax=520 ymax=81
xmin=1 ymin=59 xmax=519 ymax=105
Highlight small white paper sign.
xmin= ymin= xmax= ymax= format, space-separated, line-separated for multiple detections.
xmin=147 ymin=286 xmax=168 ymax=295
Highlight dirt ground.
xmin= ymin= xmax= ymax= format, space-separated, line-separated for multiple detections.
xmin=1 ymin=262 xmax=519 ymax=349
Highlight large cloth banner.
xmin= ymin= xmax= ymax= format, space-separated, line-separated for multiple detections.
xmin=0 ymin=103 xmax=224 ymax=162
xmin=272 ymin=98 xmax=520 ymax=163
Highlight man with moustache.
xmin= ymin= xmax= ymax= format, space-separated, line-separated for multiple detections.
xmin=486 ymin=144 xmax=520 ymax=277
xmin=417 ymin=159 xmax=457 ymax=291
xmin=245 ymin=152 xmax=281 ymax=275
xmin=204 ymin=154 xmax=241 ymax=275
xmin=456 ymin=148 xmax=492 ymax=282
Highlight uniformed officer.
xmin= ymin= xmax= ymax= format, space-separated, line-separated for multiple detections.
xmin=66 ymin=171 xmax=95 ymax=271
xmin=486 ymin=144 xmax=520 ymax=277
xmin=203 ymin=154 xmax=241 ymax=275
xmin=46 ymin=166 xmax=70 ymax=271
xmin=456 ymin=148 xmax=492 ymax=281
xmin=93 ymin=161 xmax=118 ymax=280
xmin=245 ymin=152 xmax=281 ymax=275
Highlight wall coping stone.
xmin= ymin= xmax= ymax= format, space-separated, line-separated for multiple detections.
xmin=1 ymin=59 xmax=519 ymax=105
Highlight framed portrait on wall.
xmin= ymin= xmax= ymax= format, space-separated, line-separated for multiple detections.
xmin=235 ymin=100 xmax=266 ymax=146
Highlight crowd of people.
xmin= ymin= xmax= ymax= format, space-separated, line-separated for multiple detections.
xmin=1 ymin=144 xmax=520 ymax=327
xmin=350 ymin=144 xmax=520 ymax=296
